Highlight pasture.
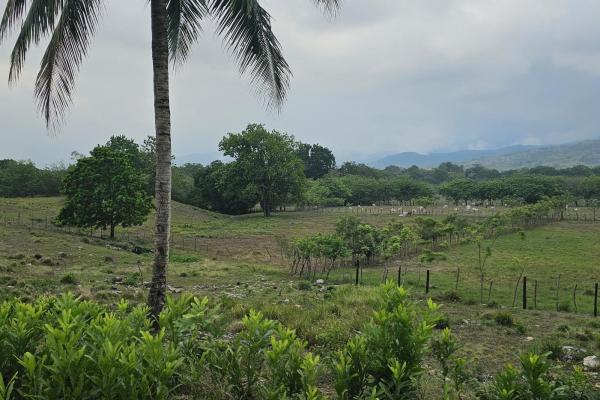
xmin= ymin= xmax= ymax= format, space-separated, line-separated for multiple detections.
xmin=1 ymin=197 xmax=600 ymax=394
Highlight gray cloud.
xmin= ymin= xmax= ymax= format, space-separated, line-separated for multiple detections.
xmin=2 ymin=0 xmax=600 ymax=166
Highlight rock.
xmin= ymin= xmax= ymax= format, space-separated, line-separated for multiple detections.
xmin=315 ymin=279 xmax=325 ymax=285
xmin=33 ymin=254 xmax=43 ymax=260
xmin=584 ymin=356 xmax=600 ymax=370
xmin=111 ymin=276 xmax=123 ymax=283
xmin=562 ymin=346 xmax=587 ymax=362
xmin=525 ymin=337 xmax=534 ymax=342
xmin=167 ymin=285 xmax=183 ymax=294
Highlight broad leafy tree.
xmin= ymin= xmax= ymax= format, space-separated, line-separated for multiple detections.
xmin=296 ymin=142 xmax=336 ymax=179
xmin=219 ymin=124 xmax=305 ymax=216
xmin=58 ymin=145 xmax=153 ymax=239
xmin=1 ymin=0 xmax=341 ymax=316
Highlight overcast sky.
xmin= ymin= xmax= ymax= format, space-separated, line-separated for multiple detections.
xmin=2 ymin=0 xmax=600 ymax=166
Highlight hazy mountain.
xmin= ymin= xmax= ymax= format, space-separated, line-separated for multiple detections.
xmin=370 ymin=145 xmax=535 ymax=168
xmin=462 ymin=139 xmax=600 ymax=170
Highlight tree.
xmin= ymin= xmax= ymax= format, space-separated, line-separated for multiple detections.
xmin=296 ymin=143 xmax=336 ymax=179
xmin=191 ymin=160 xmax=259 ymax=214
xmin=58 ymin=145 xmax=153 ymax=239
xmin=439 ymin=179 xmax=476 ymax=205
xmin=219 ymin=124 xmax=305 ymax=217
xmin=2 ymin=0 xmax=342 ymax=317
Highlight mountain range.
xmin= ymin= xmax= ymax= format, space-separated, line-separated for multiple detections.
xmin=370 ymin=139 xmax=600 ymax=170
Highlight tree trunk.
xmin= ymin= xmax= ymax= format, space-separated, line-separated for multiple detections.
xmin=110 ymin=223 xmax=115 ymax=239
xmin=147 ymin=0 xmax=172 ymax=322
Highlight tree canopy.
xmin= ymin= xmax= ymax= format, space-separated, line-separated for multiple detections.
xmin=58 ymin=144 xmax=153 ymax=238
xmin=219 ymin=124 xmax=305 ymax=216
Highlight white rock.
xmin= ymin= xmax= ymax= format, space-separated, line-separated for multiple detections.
xmin=584 ymin=355 xmax=600 ymax=370
xmin=525 ymin=337 xmax=534 ymax=341
xmin=315 ymin=279 xmax=325 ymax=285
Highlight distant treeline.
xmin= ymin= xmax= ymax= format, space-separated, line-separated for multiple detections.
xmin=4 ymin=130 xmax=600 ymax=214
xmin=0 ymin=159 xmax=65 ymax=197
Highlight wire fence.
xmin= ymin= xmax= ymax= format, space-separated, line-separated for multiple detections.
xmin=2 ymin=208 xmax=600 ymax=316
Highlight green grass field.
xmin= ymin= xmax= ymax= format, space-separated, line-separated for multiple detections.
xmin=1 ymin=197 xmax=600 ymax=394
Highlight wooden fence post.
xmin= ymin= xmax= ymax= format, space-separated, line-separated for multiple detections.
xmin=573 ymin=284 xmax=578 ymax=313
xmin=425 ymin=270 xmax=430 ymax=294
xmin=455 ymin=267 xmax=460 ymax=291
xmin=522 ymin=276 xmax=527 ymax=310
xmin=594 ymin=283 xmax=598 ymax=317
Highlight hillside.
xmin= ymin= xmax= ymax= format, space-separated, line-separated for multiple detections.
xmin=371 ymin=139 xmax=600 ymax=170
xmin=462 ymin=139 xmax=600 ymax=170
xmin=370 ymin=145 xmax=534 ymax=168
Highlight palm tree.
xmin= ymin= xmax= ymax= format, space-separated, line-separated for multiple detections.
xmin=1 ymin=0 xmax=341 ymax=319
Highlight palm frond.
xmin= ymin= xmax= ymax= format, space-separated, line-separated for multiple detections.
xmin=0 ymin=0 xmax=28 ymax=41
xmin=312 ymin=0 xmax=342 ymax=14
xmin=34 ymin=0 xmax=103 ymax=127
xmin=166 ymin=0 xmax=208 ymax=64
xmin=210 ymin=0 xmax=291 ymax=109
xmin=5 ymin=0 xmax=64 ymax=82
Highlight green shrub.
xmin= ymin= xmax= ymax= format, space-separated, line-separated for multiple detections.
xmin=123 ymin=272 xmax=142 ymax=286
xmin=515 ymin=323 xmax=526 ymax=335
xmin=483 ymin=351 xmax=598 ymax=400
xmin=201 ymin=310 xmax=323 ymax=399
xmin=297 ymin=280 xmax=312 ymax=291
xmin=59 ymin=273 xmax=77 ymax=284
xmin=333 ymin=281 xmax=439 ymax=399
xmin=0 ymin=293 xmax=218 ymax=399
xmin=494 ymin=312 xmax=514 ymax=327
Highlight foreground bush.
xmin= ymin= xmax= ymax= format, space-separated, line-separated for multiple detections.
xmin=0 ymin=294 xmax=186 ymax=399
xmin=1 ymin=286 xmax=597 ymax=400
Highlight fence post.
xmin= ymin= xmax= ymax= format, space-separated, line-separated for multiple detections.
xmin=594 ymin=283 xmax=598 ymax=317
xmin=522 ymin=276 xmax=527 ymax=310
xmin=573 ymin=284 xmax=578 ymax=313
xmin=455 ymin=268 xmax=460 ymax=291
xmin=425 ymin=269 xmax=430 ymax=294
xmin=397 ymin=266 xmax=401 ymax=286
xmin=355 ymin=259 xmax=360 ymax=286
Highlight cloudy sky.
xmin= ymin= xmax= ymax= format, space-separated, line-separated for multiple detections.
xmin=2 ymin=0 xmax=600 ymax=166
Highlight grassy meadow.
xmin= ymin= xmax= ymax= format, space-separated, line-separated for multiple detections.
xmin=1 ymin=197 xmax=600 ymax=394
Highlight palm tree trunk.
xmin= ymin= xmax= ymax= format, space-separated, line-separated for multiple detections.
xmin=147 ymin=0 xmax=172 ymax=321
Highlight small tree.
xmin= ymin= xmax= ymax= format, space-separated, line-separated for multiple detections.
xmin=58 ymin=145 xmax=153 ymax=238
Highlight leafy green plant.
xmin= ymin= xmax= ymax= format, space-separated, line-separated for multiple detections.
xmin=0 ymin=373 xmax=16 ymax=400
xmin=59 ymin=273 xmax=78 ymax=284
xmin=333 ymin=281 xmax=440 ymax=399
xmin=202 ymin=310 xmax=324 ymax=400
xmin=0 ymin=293 xmax=218 ymax=399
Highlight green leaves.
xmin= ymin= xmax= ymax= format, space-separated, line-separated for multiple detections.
xmin=219 ymin=124 xmax=305 ymax=216
xmin=333 ymin=281 xmax=440 ymax=399
xmin=0 ymin=293 xmax=223 ymax=399
xmin=58 ymin=141 xmax=153 ymax=237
